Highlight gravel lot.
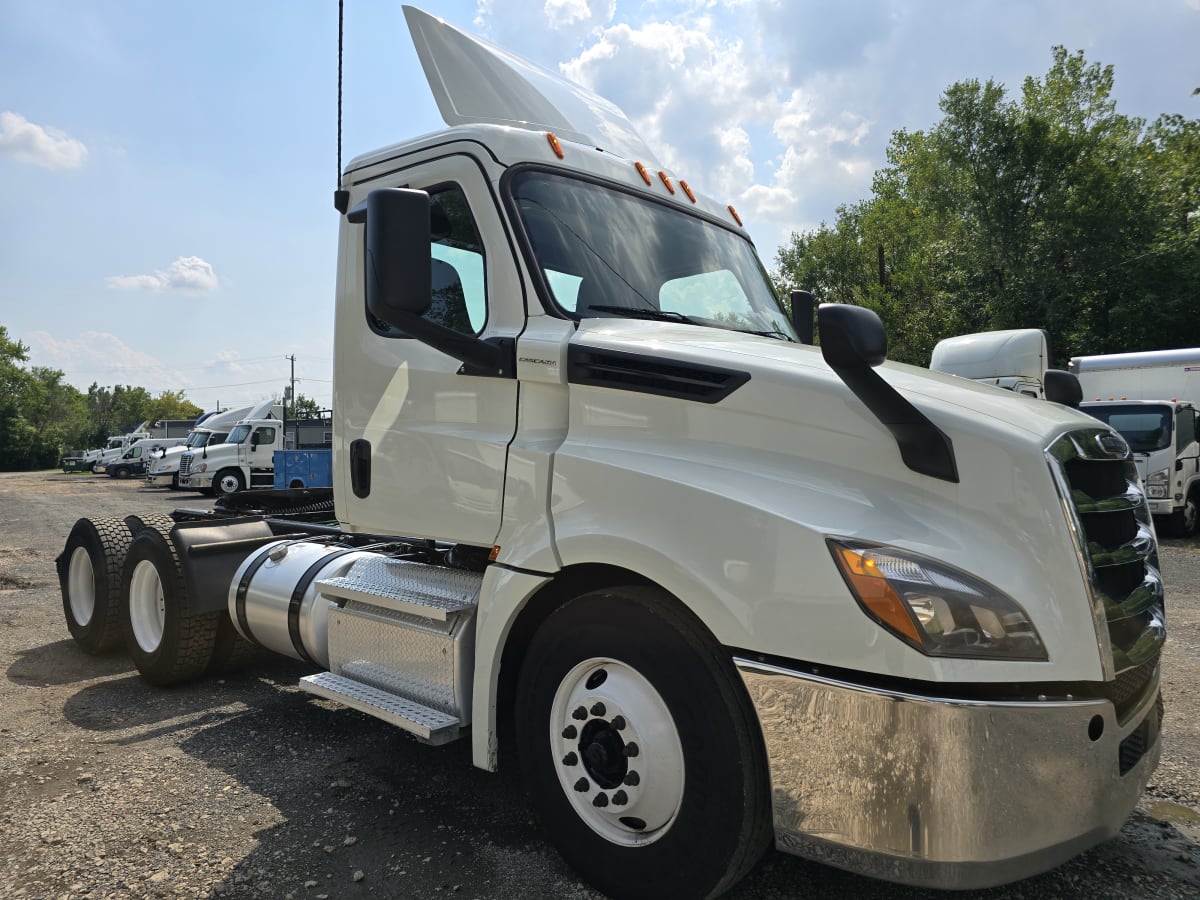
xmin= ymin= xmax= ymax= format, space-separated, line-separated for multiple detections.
xmin=1 ymin=469 xmax=1198 ymax=899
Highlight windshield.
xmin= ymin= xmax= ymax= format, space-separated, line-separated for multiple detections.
xmin=226 ymin=424 xmax=250 ymax=445
xmin=185 ymin=431 xmax=208 ymax=448
xmin=107 ymin=438 xmax=123 ymax=450
xmin=1082 ymin=404 xmax=1172 ymax=452
xmin=511 ymin=170 xmax=795 ymax=339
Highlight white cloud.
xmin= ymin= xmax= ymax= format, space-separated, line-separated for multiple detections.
xmin=544 ymin=0 xmax=612 ymax=29
xmin=0 ymin=111 xmax=88 ymax=169
xmin=25 ymin=331 xmax=190 ymax=394
xmin=106 ymin=256 xmax=219 ymax=293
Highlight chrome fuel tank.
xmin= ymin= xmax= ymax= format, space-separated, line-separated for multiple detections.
xmin=228 ymin=540 xmax=373 ymax=667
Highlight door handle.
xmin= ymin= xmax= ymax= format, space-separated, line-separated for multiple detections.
xmin=350 ymin=439 xmax=372 ymax=498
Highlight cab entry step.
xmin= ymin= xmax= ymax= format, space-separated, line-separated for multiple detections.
xmin=299 ymin=671 xmax=461 ymax=744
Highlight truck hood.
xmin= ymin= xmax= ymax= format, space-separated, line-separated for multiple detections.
xmin=572 ymin=319 xmax=1097 ymax=454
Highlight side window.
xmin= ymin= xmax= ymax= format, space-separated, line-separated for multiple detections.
xmin=130 ymin=447 xmax=142 ymax=459
xmin=256 ymin=427 xmax=277 ymax=445
xmin=369 ymin=184 xmax=486 ymax=338
xmin=1177 ymin=410 xmax=1196 ymax=453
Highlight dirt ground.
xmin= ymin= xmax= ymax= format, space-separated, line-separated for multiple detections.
xmin=1 ymin=469 xmax=1198 ymax=900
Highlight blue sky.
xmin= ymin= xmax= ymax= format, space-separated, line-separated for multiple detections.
xmin=1 ymin=0 xmax=1197 ymax=412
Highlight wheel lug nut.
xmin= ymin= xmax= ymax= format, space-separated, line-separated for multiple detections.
xmin=623 ymin=742 xmax=640 ymax=758
xmin=561 ymin=725 xmax=577 ymax=739
xmin=572 ymin=705 xmax=588 ymax=721
xmin=590 ymin=701 xmax=606 ymax=717
xmin=562 ymin=752 xmax=578 ymax=766
xmin=592 ymin=792 xmax=609 ymax=808
xmin=612 ymin=790 xmax=628 ymax=806
xmin=624 ymin=771 xmax=640 ymax=786
xmin=573 ymin=778 xmax=589 ymax=792
xmin=611 ymin=715 xmax=626 ymax=730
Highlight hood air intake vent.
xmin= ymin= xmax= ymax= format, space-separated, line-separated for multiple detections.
xmin=567 ymin=347 xmax=750 ymax=404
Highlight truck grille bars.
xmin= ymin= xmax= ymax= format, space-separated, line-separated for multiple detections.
xmin=179 ymin=453 xmax=194 ymax=477
xmin=1046 ymin=429 xmax=1165 ymax=717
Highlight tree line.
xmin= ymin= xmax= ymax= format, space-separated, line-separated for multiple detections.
xmin=775 ymin=47 xmax=1200 ymax=367
xmin=0 ymin=327 xmax=324 ymax=471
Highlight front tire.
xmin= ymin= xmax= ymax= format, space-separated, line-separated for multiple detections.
xmin=1167 ymin=494 xmax=1199 ymax=537
xmin=120 ymin=523 xmax=220 ymax=685
xmin=515 ymin=587 xmax=771 ymax=899
xmin=214 ymin=468 xmax=245 ymax=497
xmin=111 ymin=466 xmax=130 ymax=480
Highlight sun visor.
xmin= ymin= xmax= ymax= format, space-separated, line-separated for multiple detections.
xmin=403 ymin=5 xmax=659 ymax=166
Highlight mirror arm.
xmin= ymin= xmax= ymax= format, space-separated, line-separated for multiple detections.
xmin=389 ymin=312 xmax=515 ymax=378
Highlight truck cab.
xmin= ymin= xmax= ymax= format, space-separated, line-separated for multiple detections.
xmin=1081 ymin=399 xmax=1200 ymax=535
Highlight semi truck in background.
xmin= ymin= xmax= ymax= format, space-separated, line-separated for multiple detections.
xmin=1071 ymin=348 xmax=1200 ymax=536
xmin=146 ymin=406 xmax=253 ymax=489
xmin=55 ymin=8 xmax=1164 ymax=898
xmin=930 ymin=328 xmax=1050 ymax=397
xmin=930 ymin=327 xmax=1082 ymax=407
xmin=176 ymin=402 xmax=333 ymax=496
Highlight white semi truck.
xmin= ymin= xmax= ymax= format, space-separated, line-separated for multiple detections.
xmin=1071 ymin=347 xmax=1200 ymax=536
xmin=55 ymin=8 xmax=1164 ymax=898
xmin=176 ymin=402 xmax=332 ymax=496
xmin=146 ymin=405 xmax=253 ymax=489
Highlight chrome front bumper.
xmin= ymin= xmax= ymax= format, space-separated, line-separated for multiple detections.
xmin=735 ymin=659 xmax=1161 ymax=890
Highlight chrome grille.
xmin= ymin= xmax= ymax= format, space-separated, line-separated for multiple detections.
xmin=1046 ymin=429 xmax=1166 ymax=697
xmin=179 ymin=452 xmax=194 ymax=477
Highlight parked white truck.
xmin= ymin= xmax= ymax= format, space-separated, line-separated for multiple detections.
xmin=1071 ymin=347 xmax=1200 ymax=536
xmin=176 ymin=402 xmax=332 ymax=496
xmin=70 ymin=418 xmax=199 ymax=473
xmin=55 ymin=8 xmax=1164 ymax=898
xmin=94 ymin=436 xmax=189 ymax=479
xmin=930 ymin=327 xmax=1084 ymax=406
xmin=146 ymin=406 xmax=253 ymax=489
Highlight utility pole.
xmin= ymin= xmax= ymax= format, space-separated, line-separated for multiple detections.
xmin=287 ymin=354 xmax=296 ymax=420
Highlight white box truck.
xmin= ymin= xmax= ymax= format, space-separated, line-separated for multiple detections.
xmin=54 ymin=9 xmax=1164 ymax=897
xmin=1071 ymin=347 xmax=1200 ymax=535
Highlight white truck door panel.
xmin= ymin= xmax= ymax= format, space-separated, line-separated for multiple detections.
xmin=335 ymin=155 xmax=521 ymax=545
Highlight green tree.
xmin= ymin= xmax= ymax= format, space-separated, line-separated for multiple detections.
xmin=776 ymin=47 xmax=1200 ymax=365
xmin=290 ymin=393 xmax=325 ymax=418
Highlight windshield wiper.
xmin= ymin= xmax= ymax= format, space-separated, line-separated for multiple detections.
xmin=734 ymin=328 xmax=795 ymax=341
xmin=584 ymin=304 xmax=704 ymax=325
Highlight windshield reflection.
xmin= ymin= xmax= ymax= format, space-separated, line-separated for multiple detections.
xmin=511 ymin=170 xmax=795 ymax=340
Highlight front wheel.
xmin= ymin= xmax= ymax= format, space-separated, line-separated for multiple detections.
xmin=515 ymin=587 xmax=771 ymax=899
xmin=111 ymin=466 xmax=130 ymax=480
xmin=214 ymin=468 xmax=245 ymax=497
xmin=1167 ymin=494 xmax=1199 ymax=538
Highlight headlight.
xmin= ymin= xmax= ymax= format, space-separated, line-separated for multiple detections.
xmin=828 ymin=539 xmax=1047 ymax=660
xmin=1145 ymin=468 xmax=1169 ymax=499
xmin=198 ymin=463 xmax=208 ymax=473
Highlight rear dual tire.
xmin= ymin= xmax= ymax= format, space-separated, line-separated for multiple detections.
xmin=120 ymin=523 xmax=222 ymax=685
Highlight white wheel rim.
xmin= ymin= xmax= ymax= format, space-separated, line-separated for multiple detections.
xmin=550 ymin=657 xmax=684 ymax=846
xmin=219 ymin=474 xmax=239 ymax=494
xmin=128 ymin=559 xmax=166 ymax=653
xmin=68 ymin=547 xmax=96 ymax=626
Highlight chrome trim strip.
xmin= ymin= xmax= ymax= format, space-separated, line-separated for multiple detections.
xmin=735 ymin=658 xmax=1160 ymax=890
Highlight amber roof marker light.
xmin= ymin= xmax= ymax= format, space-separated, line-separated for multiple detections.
xmin=546 ymin=132 xmax=564 ymax=159
xmin=634 ymin=161 xmax=653 ymax=185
